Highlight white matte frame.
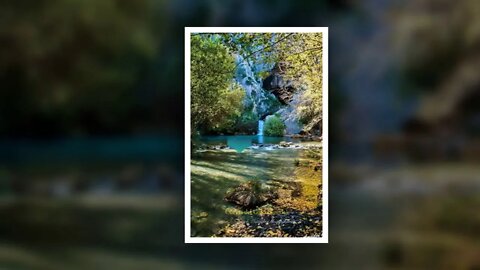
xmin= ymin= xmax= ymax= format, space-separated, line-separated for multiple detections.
xmin=185 ymin=27 xmax=328 ymax=243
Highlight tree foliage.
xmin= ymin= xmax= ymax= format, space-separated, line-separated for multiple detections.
xmin=278 ymin=33 xmax=323 ymax=132
xmin=264 ymin=115 xmax=286 ymax=136
xmin=191 ymin=35 xmax=244 ymax=134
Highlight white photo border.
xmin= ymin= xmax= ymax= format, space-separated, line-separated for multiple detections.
xmin=185 ymin=27 xmax=328 ymax=244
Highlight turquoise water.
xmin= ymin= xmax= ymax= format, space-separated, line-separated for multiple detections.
xmin=197 ymin=135 xmax=302 ymax=152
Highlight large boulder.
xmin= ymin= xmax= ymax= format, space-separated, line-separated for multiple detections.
xmin=225 ymin=181 xmax=277 ymax=209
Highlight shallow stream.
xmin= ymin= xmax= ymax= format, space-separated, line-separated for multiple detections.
xmin=191 ymin=136 xmax=322 ymax=236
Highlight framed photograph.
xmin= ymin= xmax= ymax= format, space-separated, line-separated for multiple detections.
xmin=185 ymin=27 xmax=328 ymax=243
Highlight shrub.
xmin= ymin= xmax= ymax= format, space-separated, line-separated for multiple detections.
xmin=264 ymin=115 xmax=285 ymax=136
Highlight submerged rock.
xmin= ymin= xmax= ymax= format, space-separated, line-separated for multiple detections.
xmin=196 ymin=212 xmax=209 ymax=219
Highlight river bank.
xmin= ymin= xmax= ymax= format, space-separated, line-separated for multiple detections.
xmin=191 ymin=138 xmax=322 ymax=237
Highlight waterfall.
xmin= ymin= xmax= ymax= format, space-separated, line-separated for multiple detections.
xmin=258 ymin=120 xmax=264 ymax=136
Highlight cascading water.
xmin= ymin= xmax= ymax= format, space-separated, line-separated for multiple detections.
xmin=258 ymin=120 xmax=264 ymax=136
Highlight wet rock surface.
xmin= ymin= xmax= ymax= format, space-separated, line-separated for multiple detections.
xmin=195 ymin=143 xmax=231 ymax=151
xmin=248 ymin=142 xmax=321 ymax=150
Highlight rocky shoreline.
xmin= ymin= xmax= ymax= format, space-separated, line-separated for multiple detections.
xmin=195 ymin=141 xmax=322 ymax=152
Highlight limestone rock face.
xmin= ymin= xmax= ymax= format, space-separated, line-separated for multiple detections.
xmin=261 ymin=63 xmax=305 ymax=134
xmin=275 ymin=92 xmax=303 ymax=134
xmin=262 ymin=63 xmax=295 ymax=105
xmin=235 ymin=55 xmax=277 ymax=117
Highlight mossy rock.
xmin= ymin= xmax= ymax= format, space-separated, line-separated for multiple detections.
xmin=225 ymin=181 xmax=277 ymax=209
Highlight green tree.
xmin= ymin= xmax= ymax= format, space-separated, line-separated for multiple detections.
xmin=209 ymin=83 xmax=245 ymax=133
xmin=264 ymin=115 xmax=285 ymax=136
xmin=190 ymin=35 xmax=244 ymax=134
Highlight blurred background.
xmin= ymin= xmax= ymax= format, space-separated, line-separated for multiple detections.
xmin=1 ymin=0 xmax=480 ymax=269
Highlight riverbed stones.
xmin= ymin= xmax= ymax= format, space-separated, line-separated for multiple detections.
xmin=196 ymin=143 xmax=231 ymax=151
xmin=279 ymin=141 xmax=293 ymax=147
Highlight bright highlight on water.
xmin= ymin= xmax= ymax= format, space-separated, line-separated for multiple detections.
xmin=258 ymin=120 xmax=264 ymax=136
